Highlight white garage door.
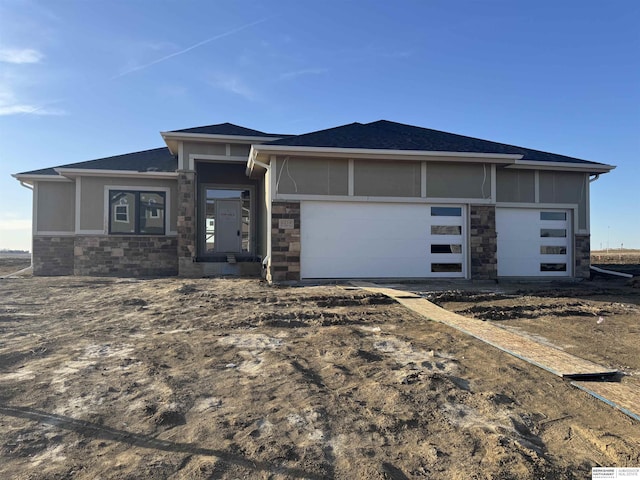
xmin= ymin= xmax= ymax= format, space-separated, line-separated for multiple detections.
xmin=496 ymin=208 xmax=572 ymax=277
xmin=300 ymin=201 xmax=466 ymax=279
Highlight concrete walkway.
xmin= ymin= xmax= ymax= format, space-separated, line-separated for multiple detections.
xmin=352 ymin=282 xmax=639 ymax=421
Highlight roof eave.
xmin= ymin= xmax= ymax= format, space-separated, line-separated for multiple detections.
xmin=54 ymin=168 xmax=179 ymax=179
xmin=252 ymin=144 xmax=523 ymax=163
xmin=12 ymin=173 xmax=71 ymax=184
xmin=506 ymin=160 xmax=615 ymax=174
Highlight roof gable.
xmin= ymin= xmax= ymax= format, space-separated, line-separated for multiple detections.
xmin=170 ymin=122 xmax=288 ymax=137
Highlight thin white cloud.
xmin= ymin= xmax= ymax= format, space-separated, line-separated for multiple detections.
xmin=209 ymin=74 xmax=255 ymax=100
xmin=279 ymin=68 xmax=328 ymax=81
xmin=0 ymin=48 xmax=43 ymax=64
xmin=111 ymin=16 xmax=275 ymax=80
xmin=0 ymin=84 xmax=66 ymax=116
xmin=0 ymin=104 xmax=66 ymax=116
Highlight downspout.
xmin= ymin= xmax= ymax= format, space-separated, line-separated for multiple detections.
xmin=589 ymin=174 xmax=600 ymax=183
xmin=252 ymin=159 xmax=273 ymax=274
xmin=17 ymin=181 xmax=34 ymax=272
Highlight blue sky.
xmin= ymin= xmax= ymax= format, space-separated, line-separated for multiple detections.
xmin=0 ymin=0 xmax=638 ymax=251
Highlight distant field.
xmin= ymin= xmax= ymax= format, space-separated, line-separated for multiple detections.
xmin=591 ymin=249 xmax=640 ymax=265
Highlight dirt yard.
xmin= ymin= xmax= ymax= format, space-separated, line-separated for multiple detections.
xmin=1 ymin=272 xmax=639 ymax=478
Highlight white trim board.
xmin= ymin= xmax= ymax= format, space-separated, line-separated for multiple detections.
xmin=274 ymin=193 xmax=493 ymax=204
xmin=35 ymin=231 xmax=75 ymax=236
xmin=507 ymin=160 xmax=614 ymax=173
xmin=253 ymin=144 xmax=523 ymax=162
xmin=13 ymin=174 xmax=72 ymax=184
xmin=75 ymin=176 xmax=82 ymax=233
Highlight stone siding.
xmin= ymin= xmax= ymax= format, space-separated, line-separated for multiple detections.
xmin=270 ymin=201 xmax=301 ymax=283
xmin=33 ymin=236 xmax=75 ymax=276
xmin=74 ymin=236 xmax=178 ymax=276
xmin=469 ymin=205 xmax=497 ymax=280
xmin=575 ymin=234 xmax=590 ymax=279
xmin=177 ymin=171 xmax=197 ymax=276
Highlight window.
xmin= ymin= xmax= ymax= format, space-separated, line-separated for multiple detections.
xmin=431 ymin=263 xmax=463 ymax=273
xmin=109 ymin=190 xmax=166 ymax=235
xmin=431 ymin=244 xmax=462 ymax=254
xmin=431 ymin=225 xmax=462 ymax=235
xmin=540 ymin=246 xmax=566 ymax=255
xmin=114 ymin=204 xmax=129 ymax=223
xmin=431 ymin=206 xmax=462 ymax=217
xmin=540 ymin=263 xmax=567 ymax=272
xmin=540 ymin=228 xmax=566 ymax=238
xmin=540 ymin=211 xmax=566 ymax=221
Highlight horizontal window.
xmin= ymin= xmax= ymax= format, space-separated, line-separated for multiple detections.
xmin=540 ymin=263 xmax=567 ymax=272
xmin=109 ymin=190 xmax=166 ymax=235
xmin=431 ymin=244 xmax=462 ymax=254
xmin=540 ymin=246 xmax=567 ymax=255
xmin=540 ymin=228 xmax=566 ymax=238
xmin=431 ymin=263 xmax=463 ymax=273
xmin=431 ymin=206 xmax=462 ymax=217
xmin=540 ymin=211 xmax=566 ymax=221
xmin=431 ymin=225 xmax=462 ymax=235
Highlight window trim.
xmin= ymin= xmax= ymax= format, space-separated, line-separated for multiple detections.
xmin=105 ymin=186 xmax=171 ymax=235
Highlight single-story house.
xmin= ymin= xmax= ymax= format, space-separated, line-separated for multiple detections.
xmin=13 ymin=120 xmax=614 ymax=282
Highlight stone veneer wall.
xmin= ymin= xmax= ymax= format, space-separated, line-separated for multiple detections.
xmin=269 ymin=201 xmax=301 ymax=283
xmin=177 ymin=171 xmax=200 ymax=277
xmin=33 ymin=236 xmax=75 ymax=276
xmin=74 ymin=236 xmax=177 ymax=276
xmin=575 ymin=234 xmax=590 ymax=279
xmin=469 ymin=205 xmax=497 ymax=280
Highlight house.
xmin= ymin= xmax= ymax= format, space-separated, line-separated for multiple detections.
xmin=13 ymin=120 xmax=614 ymax=282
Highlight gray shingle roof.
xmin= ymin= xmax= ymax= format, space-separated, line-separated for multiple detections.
xmin=19 ymin=147 xmax=176 ymax=176
xmin=266 ymin=120 xmax=602 ymax=165
xmin=18 ymin=120 xmax=608 ymax=177
xmin=171 ymin=122 xmax=289 ymax=137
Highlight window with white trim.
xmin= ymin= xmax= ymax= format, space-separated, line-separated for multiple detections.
xmin=114 ymin=204 xmax=129 ymax=223
xmin=109 ymin=190 xmax=166 ymax=235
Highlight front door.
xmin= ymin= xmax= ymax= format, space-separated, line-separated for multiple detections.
xmin=215 ymin=199 xmax=242 ymax=252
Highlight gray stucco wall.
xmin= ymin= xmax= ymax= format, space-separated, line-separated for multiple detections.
xmin=496 ymin=169 xmax=535 ymax=203
xmin=183 ymin=141 xmax=226 ymax=159
xmin=354 ymin=160 xmax=421 ymax=197
xmin=36 ymin=181 xmax=75 ymax=232
xmin=539 ymin=171 xmax=587 ymax=230
xmin=426 ymin=162 xmax=491 ymax=199
xmin=276 ymin=157 xmax=348 ymax=195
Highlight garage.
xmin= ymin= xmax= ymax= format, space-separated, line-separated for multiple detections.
xmin=300 ymin=201 xmax=466 ymax=279
xmin=496 ymin=208 xmax=572 ymax=277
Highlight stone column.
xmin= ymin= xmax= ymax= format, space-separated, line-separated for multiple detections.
xmin=469 ymin=205 xmax=497 ymax=280
xmin=270 ymin=201 xmax=301 ymax=283
xmin=177 ymin=171 xmax=199 ymax=276
xmin=575 ymin=234 xmax=590 ymax=278
xmin=32 ymin=236 xmax=74 ymax=276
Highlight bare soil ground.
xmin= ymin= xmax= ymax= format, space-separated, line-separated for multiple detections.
xmin=0 ymin=256 xmax=31 ymax=276
xmin=1 ymin=270 xmax=639 ymax=479
xmin=426 ymin=281 xmax=640 ymax=376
